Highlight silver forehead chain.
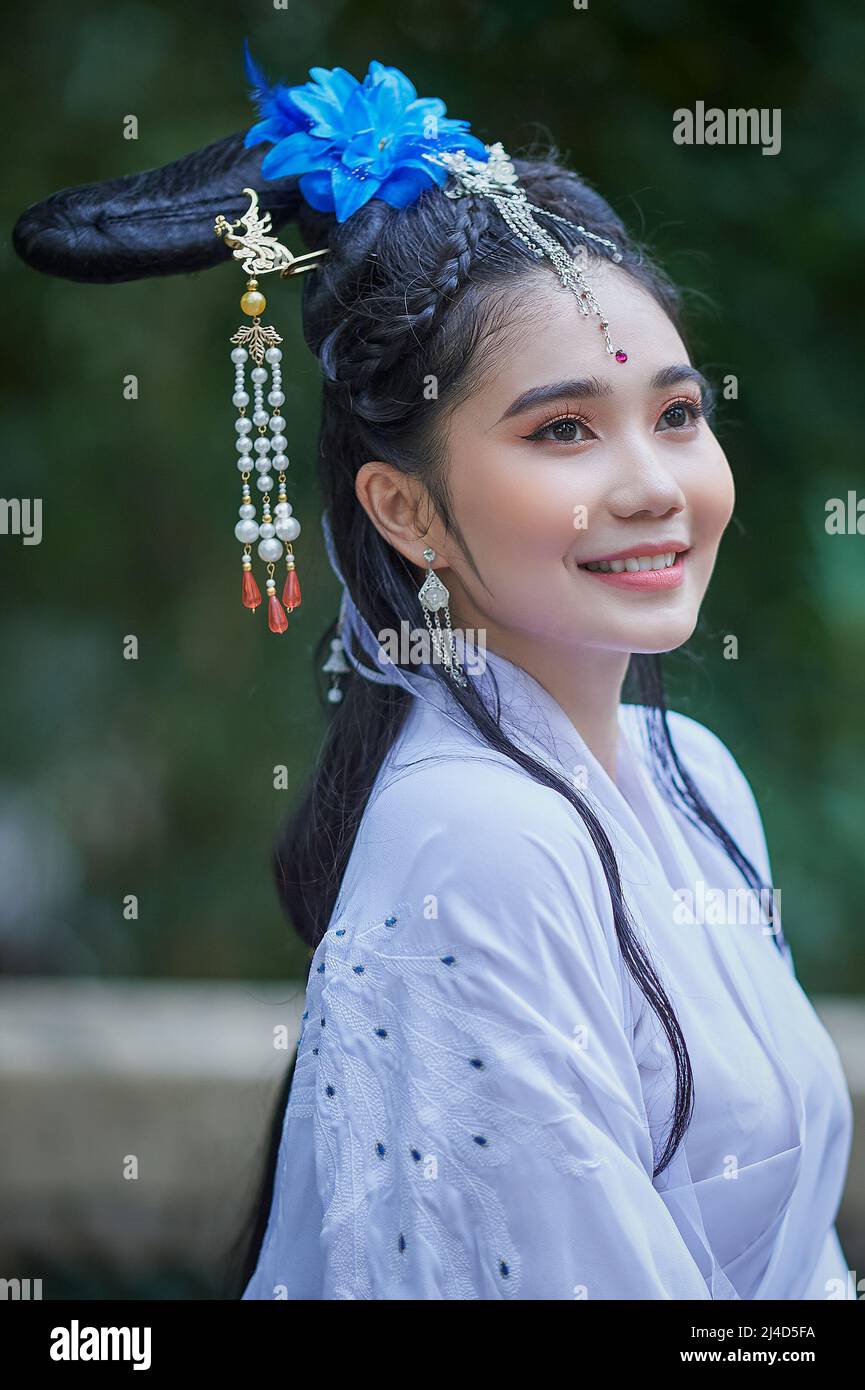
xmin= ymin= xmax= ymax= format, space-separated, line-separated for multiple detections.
xmin=424 ymin=142 xmax=628 ymax=363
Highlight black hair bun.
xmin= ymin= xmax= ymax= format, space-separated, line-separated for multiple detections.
xmin=11 ymin=131 xmax=315 ymax=284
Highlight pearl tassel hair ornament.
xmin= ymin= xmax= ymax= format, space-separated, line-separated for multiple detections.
xmin=215 ymin=187 xmax=328 ymax=632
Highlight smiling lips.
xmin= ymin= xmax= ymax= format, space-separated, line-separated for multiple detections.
xmin=577 ymin=546 xmax=689 ymax=590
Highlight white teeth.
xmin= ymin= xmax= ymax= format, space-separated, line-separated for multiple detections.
xmin=581 ymin=551 xmax=681 ymax=573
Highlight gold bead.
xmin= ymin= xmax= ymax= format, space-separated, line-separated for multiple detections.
xmin=241 ymin=289 xmax=267 ymax=316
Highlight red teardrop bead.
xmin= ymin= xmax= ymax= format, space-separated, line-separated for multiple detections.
xmin=241 ymin=570 xmax=262 ymax=611
xmin=282 ymin=568 xmax=302 ymax=611
xmin=267 ymin=593 xmax=289 ymax=633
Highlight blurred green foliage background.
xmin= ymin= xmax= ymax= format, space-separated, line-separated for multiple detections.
xmin=2 ymin=0 xmax=863 ymax=991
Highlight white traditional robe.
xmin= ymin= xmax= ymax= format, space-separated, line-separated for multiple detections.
xmin=242 ymin=648 xmax=853 ymax=1300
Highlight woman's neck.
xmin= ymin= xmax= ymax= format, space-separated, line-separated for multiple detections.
xmin=481 ymin=634 xmax=629 ymax=783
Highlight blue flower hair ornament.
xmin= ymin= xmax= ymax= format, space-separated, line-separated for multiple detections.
xmin=243 ymin=45 xmax=489 ymax=222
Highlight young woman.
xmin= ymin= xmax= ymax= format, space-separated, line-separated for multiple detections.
xmin=13 ymin=56 xmax=853 ymax=1301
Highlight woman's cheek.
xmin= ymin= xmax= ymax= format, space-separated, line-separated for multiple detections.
xmin=490 ymin=477 xmax=583 ymax=568
xmin=688 ymin=443 xmax=735 ymax=546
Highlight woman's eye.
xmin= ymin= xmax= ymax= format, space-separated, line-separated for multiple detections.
xmin=657 ymin=399 xmax=703 ymax=431
xmin=524 ymin=398 xmax=704 ymax=444
xmin=525 ymin=416 xmax=593 ymax=444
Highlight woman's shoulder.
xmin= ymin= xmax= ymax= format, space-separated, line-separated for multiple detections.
xmin=331 ymin=708 xmax=621 ymax=969
xmin=324 ymin=734 xmax=629 ymax=1036
xmin=369 ymin=703 xmax=600 ymax=868
xmin=662 ymin=708 xmax=758 ymax=803
xmin=656 ymin=707 xmax=773 ymax=881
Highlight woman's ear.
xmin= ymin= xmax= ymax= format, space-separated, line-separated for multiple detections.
xmin=355 ymin=460 xmax=451 ymax=571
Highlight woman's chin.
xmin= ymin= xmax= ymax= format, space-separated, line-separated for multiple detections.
xmin=627 ymin=613 xmax=701 ymax=655
xmin=573 ymin=610 xmax=701 ymax=656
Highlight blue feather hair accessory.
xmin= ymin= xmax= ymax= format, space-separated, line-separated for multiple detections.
xmin=242 ymin=43 xmax=489 ymax=222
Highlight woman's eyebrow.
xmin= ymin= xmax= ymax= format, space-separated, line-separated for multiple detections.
xmin=494 ymin=364 xmax=710 ymax=424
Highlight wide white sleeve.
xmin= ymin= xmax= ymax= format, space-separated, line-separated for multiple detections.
xmin=303 ymin=764 xmax=714 ymax=1300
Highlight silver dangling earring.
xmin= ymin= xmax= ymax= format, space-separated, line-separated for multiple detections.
xmin=417 ymin=546 xmax=468 ymax=688
xmin=321 ymin=591 xmax=351 ymax=703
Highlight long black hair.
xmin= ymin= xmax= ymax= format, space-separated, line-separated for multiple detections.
xmin=222 ymin=147 xmax=781 ymax=1297
xmin=10 ymin=127 xmax=777 ymax=1298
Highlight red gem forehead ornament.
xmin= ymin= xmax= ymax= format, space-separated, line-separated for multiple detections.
xmin=424 ymin=141 xmax=629 ymax=364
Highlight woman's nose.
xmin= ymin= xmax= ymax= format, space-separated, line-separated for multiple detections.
xmin=605 ymin=445 xmax=687 ymax=519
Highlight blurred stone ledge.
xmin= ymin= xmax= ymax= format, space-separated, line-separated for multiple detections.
xmin=0 ymin=978 xmax=305 ymax=1287
xmin=0 ymin=979 xmax=863 ymax=1285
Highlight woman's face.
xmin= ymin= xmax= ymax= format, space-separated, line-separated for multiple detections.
xmin=433 ymin=262 xmax=735 ymax=659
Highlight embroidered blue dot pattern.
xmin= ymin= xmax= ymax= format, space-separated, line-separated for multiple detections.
xmin=284 ymin=903 xmax=526 ymax=1297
